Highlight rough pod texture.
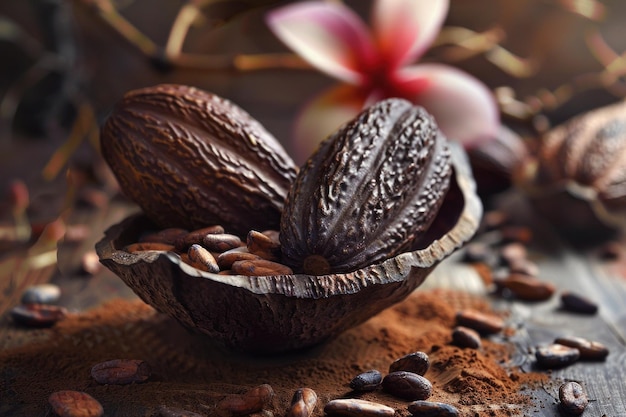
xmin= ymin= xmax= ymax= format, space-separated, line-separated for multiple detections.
xmin=100 ymin=84 xmax=298 ymax=235
xmin=522 ymin=99 xmax=626 ymax=239
xmin=280 ymin=98 xmax=452 ymax=274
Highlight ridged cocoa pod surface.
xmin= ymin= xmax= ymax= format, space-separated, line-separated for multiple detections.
xmin=100 ymin=84 xmax=298 ymax=235
xmin=280 ymin=98 xmax=452 ymax=275
xmin=521 ymin=100 xmax=626 ymax=239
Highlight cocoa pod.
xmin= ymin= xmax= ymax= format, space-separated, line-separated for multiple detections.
xmin=100 ymin=84 xmax=298 ymax=235
xmin=280 ymin=98 xmax=452 ymax=274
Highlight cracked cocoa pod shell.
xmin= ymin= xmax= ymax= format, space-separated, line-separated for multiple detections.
xmin=519 ymin=100 xmax=626 ymax=240
xmin=100 ymin=84 xmax=298 ymax=235
xmin=280 ymin=98 xmax=452 ymax=274
xmin=96 ymin=141 xmax=481 ymax=353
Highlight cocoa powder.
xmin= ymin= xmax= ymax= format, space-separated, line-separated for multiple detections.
xmin=0 ymin=289 xmax=546 ymax=416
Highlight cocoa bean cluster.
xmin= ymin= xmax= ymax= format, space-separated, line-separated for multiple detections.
xmin=126 ymin=224 xmax=294 ymax=277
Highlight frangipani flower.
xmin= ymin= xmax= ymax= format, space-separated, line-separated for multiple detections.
xmin=267 ymin=0 xmax=499 ymax=163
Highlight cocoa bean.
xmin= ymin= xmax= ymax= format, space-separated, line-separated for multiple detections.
xmin=174 ymin=225 xmax=225 ymax=251
xmin=349 ymin=370 xmax=382 ymax=392
xmin=455 ymin=309 xmax=503 ymax=335
xmin=216 ymin=384 xmax=274 ymax=416
xmin=11 ymin=303 xmax=67 ymax=327
xmin=560 ymin=291 xmax=598 ymax=315
xmin=382 ymin=371 xmax=432 ymax=401
xmin=559 ymin=381 xmax=588 ymax=415
xmin=389 ymin=351 xmax=430 ymax=375
xmin=48 ymin=390 xmax=104 ymax=417
xmin=217 ymin=247 xmax=262 ymax=269
xmin=451 ymin=326 xmax=481 ymax=349
xmin=188 ymin=244 xmax=220 ymax=273
xmin=324 ymin=399 xmax=394 ymax=417
xmin=247 ymin=230 xmax=281 ymax=261
xmin=500 ymin=274 xmax=555 ymax=301
xmin=535 ymin=344 xmax=580 ymax=369
xmin=91 ymin=359 xmax=151 ymax=385
xmin=203 ymin=233 xmax=243 ymax=252
xmin=231 ymin=259 xmax=293 ymax=276
xmin=554 ymin=336 xmax=609 ymax=361
xmin=407 ymin=400 xmax=459 ymax=417
xmin=286 ymin=388 xmax=317 ymax=417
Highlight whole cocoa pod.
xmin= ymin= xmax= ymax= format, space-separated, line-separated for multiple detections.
xmin=101 ymin=84 xmax=298 ymax=235
xmin=280 ymin=98 xmax=452 ymax=274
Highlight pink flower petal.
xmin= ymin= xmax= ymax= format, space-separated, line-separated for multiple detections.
xmin=372 ymin=0 xmax=449 ymax=68
xmin=290 ymin=84 xmax=366 ymax=164
xmin=397 ymin=64 xmax=500 ymax=148
xmin=266 ymin=1 xmax=376 ymax=85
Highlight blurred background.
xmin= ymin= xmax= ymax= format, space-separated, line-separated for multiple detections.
xmin=1 ymin=0 xmax=625 ymax=235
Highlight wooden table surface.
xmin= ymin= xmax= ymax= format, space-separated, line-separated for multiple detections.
xmin=1 ymin=163 xmax=626 ymax=416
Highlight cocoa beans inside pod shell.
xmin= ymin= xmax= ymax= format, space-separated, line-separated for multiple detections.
xmin=100 ymin=84 xmax=298 ymax=235
xmin=280 ymin=98 xmax=452 ymax=275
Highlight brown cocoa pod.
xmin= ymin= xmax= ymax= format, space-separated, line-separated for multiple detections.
xmin=280 ymin=98 xmax=452 ymax=274
xmin=48 ymin=390 xmax=104 ymax=417
xmin=100 ymin=84 xmax=298 ymax=235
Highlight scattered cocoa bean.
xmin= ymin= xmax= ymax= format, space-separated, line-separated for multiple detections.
xmin=216 ymin=384 xmax=274 ymax=416
xmin=48 ymin=390 xmax=104 ymax=417
xmin=231 ymin=259 xmax=293 ymax=276
xmin=247 ymin=230 xmax=281 ymax=261
xmin=455 ymin=309 xmax=504 ymax=335
xmin=286 ymin=387 xmax=317 ymax=417
xmin=499 ymin=242 xmax=527 ymax=266
xmin=389 ymin=351 xmax=430 ymax=375
xmin=21 ymin=284 xmax=61 ymax=305
xmin=500 ymin=274 xmax=555 ymax=301
xmin=559 ymin=381 xmax=588 ymax=415
xmin=560 ymin=292 xmax=598 ymax=315
xmin=217 ymin=247 xmax=263 ymax=269
xmin=91 ymin=359 xmax=151 ymax=385
xmin=382 ymin=371 xmax=432 ymax=401
xmin=407 ymin=400 xmax=459 ymax=417
xmin=125 ymin=242 xmax=176 ymax=253
xmin=323 ymin=399 xmax=394 ymax=417
xmin=174 ymin=225 xmax=225 ymax=251
xmin=203 ymin=233 xmax=243 ymax=252
xmin=451 ymin=326 xmax=481 ymax=349
xmin=554 ymin=336 xmax=609 ymax=361
xmin=188 ymin=244 xmax=220 ymax=273
xmin=140 ymin=228 xmax=189 ymax=245
xmin=507 ymin=259 xmax=539 ymax=277
xmin=349 ymin=370 xmax=382 ymax=392
xmin=158 ymin=405 xmax=204 ymax=417
xmin=535 ymin=344 xmax=580 ymax=369
xmin=11 ymin=303 xmax=67 ymax=327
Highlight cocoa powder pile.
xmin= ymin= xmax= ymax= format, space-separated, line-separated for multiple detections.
xmin=0 ymin=287 xmax=547 ymax=417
